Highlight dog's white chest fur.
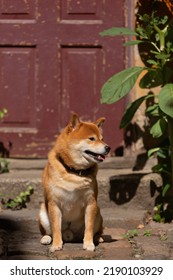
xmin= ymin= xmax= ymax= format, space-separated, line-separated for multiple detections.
xmin=51 ymin=176 xmax=94 ymax=222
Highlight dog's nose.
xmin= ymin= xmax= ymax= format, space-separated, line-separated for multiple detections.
xmin=105 ymin=145 xmax=111 ymax=154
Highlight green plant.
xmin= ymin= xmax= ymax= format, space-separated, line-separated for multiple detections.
xmin=0 ymin=158 xmax=9 ymax=174
xmin=100 ymin=6 xmax=173 ymax=221
xmin=124 ymin=229 xmax=153 ymax=240
xmin=123 ymin=229 xmax=139 ymax=240
xmin=143 ymin=229 xmax=152 ymax=236
xmin=1 ymin=186 xmax=34 ymax=210
xmin=0 ymin=108 xmax=7 ymax=120
xmin=153 ymin=204 xmax=166 ymax=222
xmin=159 ymin=232 xmax=168 ymax=241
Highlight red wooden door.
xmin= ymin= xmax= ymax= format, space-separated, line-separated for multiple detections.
xmin=0 ymin=0 xmax=125 ymax=157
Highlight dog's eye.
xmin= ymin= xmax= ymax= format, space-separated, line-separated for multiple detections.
xmin=89 ymin=137 xmax=95 ymax=141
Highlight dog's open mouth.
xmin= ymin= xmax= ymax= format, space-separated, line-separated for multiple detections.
xmin=84 ymin=150 xmax=106 ymax=162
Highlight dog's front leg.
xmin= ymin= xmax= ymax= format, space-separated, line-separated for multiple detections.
xmin=83 ymin=201 xmax=97 ymax=251
xmin=48 ymin=202 xmax=63 ymax=252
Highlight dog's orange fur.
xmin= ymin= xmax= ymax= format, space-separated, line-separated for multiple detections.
xmin=38 ymin=113 xmax=110 ymax=252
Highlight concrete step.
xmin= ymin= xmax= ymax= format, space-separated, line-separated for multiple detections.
xmin=0 ymin=157 xmax=161 ymax=210
xmin=0 ymin=208 xmax=145 ymax=229
xmin=7 ymin=155 xmax=156 ymax=170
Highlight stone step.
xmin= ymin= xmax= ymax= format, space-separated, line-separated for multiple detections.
xmin=0 ymin=208 xmax=145 ymax=229
xmin=0 ymin=157 xmax=160 ymax=210
xmin=7 ymin=156 xmax=156 ymax=170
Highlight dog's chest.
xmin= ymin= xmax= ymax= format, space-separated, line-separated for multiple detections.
xmin=50 ymin=176 xmax=95 ymax=219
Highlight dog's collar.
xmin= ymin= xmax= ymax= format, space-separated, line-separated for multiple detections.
xmin=59 ymin=157 xmax=93 ymax=176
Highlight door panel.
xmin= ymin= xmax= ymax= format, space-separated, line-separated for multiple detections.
xmin=0 ymin=47 xmax=35 ymax=126
xmin=61 ymin=0 xmax=102 ymax=20
xmin=61 ymin=47 xmax=102 ymax=122
xmin=0 ymin=0 xmax=126 ymax=157
xmin=0 ymin=0 xmax=35 ymax=20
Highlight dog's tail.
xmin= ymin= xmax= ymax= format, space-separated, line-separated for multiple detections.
xmin=38 ymin=202 xmax=51 ymax=236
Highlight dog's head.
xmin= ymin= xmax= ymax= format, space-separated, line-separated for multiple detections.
xmin=58 ymin=113 xmax=110 ymax=169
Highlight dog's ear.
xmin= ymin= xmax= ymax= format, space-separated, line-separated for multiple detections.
xmin=94 ymin=117 xmax=105 ymax=129
xmin=68 ymin=112 xmax=81 ymax=131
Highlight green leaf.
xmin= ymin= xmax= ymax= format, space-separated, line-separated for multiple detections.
xmin=99 ymin=27 xmax=138 ymax=37
xmin=101 ymin=66 xmax=144 ymax=104
xmin=143 ymin=230 xmax=152 ymax=237
xmin=148 ymin=147 xmax=160 ymax=158
xmin=157 ymin=146 xmax=170 ymax=159
xmin=123 ymin=40 xmax=143 ymax=46
xmin=153 ymin=213 xmax=162 ymax=222
xmin=0 ymin=108 xmax=7 ymax=120
xmin=120 ymin=94 xmax=153 ymax=128
xmin=150 ymin=118 xmax=167 ymax=138
xmin=155 ymin=53 xmax=170 ymax=60
xmin=158 ymin=84 xmax=173 ymax=118
xmin=146 ymin=59 xmax=158 ymax=65
xmin=139 ymin=69 xmax=163 ymax=89
xmin=146 ymin=104 xmax=160 ymax=117
xmin=162 ymin=183 xmax=170 ymax=197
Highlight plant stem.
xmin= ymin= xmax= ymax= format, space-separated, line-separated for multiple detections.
xmin=153 ymin=24 xmax=168 ymax=51
xmin=150 ymin=42 xmax=160 ymax=52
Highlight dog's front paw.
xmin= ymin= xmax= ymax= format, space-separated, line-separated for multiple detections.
xmin=40 ymin=235 xmax=52 ymax=245
xmin=83 ymin=242 xmax=95 ymax=251
xmin=50 ymin=244 xmax=63 ymax=252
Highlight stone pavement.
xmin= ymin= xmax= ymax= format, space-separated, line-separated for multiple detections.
xmin=1 ymin=208 xmax=173 ymax=260
xmin=0 ymin=158 xmax=173 ymax=260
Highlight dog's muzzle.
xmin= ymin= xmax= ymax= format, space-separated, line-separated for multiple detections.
xmin=85 ymin=145 xmax=111 ymax=162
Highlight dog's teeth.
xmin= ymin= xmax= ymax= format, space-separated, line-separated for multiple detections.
xmin=98 ymin=155 xmax=105 ymax=161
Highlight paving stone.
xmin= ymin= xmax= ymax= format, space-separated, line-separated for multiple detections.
xmin=49 ymin=244 xmax=100 ymax=260
xmin=134 ymin=234 xmax=171 ymax=260
xmin=102 ymin=247 xmax=135 ymax=260
xmin=103 ymin=227 xmax=126 ymax=241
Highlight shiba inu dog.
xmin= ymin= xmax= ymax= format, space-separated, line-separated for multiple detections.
xmin=38 ymin=113 xmax=110 ymax=252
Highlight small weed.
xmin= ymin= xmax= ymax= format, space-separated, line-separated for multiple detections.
xmin=1 ymin=186 xmax=34 ymax=210
xmin=143 ymin=229 xmax=152 ymax=237
xmin=123 ymin=229 xmax=139 ymax=240
xmin=124 ymin=229 xmax=153 ymax=240
xmin=159 ymin=233 xmax=168 ymax=241
xmin=0 ymin=158 xmax=9 ymax=174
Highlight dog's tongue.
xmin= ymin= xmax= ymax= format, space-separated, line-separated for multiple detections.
xmin=98 ymin=154 xmax=105 ymax=161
